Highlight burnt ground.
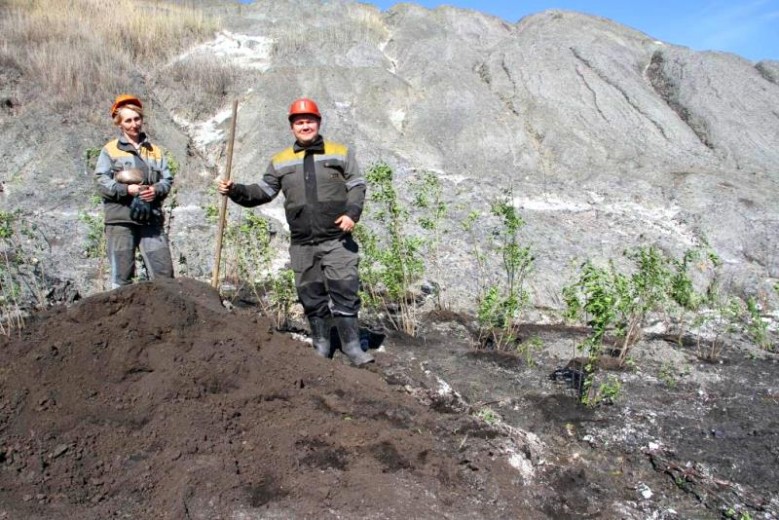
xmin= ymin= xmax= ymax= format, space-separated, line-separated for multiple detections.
xmin=0 ymin=278 xmax=777 ymax=519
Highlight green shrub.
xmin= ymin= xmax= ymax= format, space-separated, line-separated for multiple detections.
xmin=264 ymin=268 xmax=297 ymax=330
xmin=563 ymin=245 xmax=703 ymax=404
xmin=223 ymin=211 xmax=273 ymax=290
xmin=217 ymin=210 xmax=299 ymax=329
xmin=468 ymin=194 xmax=533 ymax=350
xmin=79 ymin=211 xmax=105 ymax=259
xmin=407 ymin=171 xmax=448 ymax=309
xmin=356 ymin=163 xmax=425 ymax=335
xmin=564 ymin=246 xmax=690 ymax=363
xmin=744 ymin=296 xmax=772 ymax=351
xmin=516 ymin=336 xmax=544 ymax=367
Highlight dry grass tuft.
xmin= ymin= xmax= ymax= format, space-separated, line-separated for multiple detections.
xmin=0 ymin=0 xmax=220 ymax=110
xmin=272 ymin=4 xmax=388 ymax=59
xmin=154 ymin=55 xmax=240 ymax=121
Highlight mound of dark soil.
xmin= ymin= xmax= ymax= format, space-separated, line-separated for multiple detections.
xmin=0 ymin=278 xmax=532 ymax=519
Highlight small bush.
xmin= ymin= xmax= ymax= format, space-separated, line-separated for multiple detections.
xmin=407 ymin=170 xmax=448 ymax=309
xmin=564 ymin=246 xmax=693 ymax=365
xmin=222 ymin=211 xmax=274 ymax=291
xmin=214 ymin=208 xmax=300 ymax=330
xmin=264 ymin=268 xmax=297 ymax=330
xmin=744 ymin=296 xmax=772 ymax=351
xmin=563 ymin=246 xmax=703 ymax=404
xmin=357 ymin=163 xmax=425 ymax=335
xmin=463 ymin=193 xmax=533 ymax=351
xmin=79 ymin=211 xmax=105 ymax=260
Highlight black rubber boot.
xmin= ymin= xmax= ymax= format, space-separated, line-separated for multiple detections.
xmin=308 ymin=316 xmax=333 ymax=358
xmin=334 ymin=316 xmax=374 ymax=366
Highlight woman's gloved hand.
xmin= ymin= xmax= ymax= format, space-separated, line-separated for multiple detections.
xmin=130 ymin=196 xmax=152 ymax=223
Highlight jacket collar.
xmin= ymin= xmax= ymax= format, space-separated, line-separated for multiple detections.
xmin=293 ymin=134 xmax=325 ymax=154
xmin=117 ymin=132 xmax=151 ymax=152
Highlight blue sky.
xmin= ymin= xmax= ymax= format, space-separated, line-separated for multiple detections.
xmin=366 ymin=0 xmax=779 ymax=61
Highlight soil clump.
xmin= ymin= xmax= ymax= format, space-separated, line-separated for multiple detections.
xmin=0 ymin=278 xmax=534 ymax=519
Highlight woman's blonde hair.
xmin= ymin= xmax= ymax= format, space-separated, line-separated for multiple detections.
xmin=113 ymin=104 xmax=144 ymax=125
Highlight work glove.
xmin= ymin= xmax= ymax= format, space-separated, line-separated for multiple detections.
xmin=129 ymin=196 xmax=152 ymax=223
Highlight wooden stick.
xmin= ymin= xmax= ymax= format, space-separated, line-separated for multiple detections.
xmin=211 ymin=100 xmax=239 ymax=289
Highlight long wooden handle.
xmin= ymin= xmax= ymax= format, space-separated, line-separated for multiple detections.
xmin=211 ymin=100 xmax=239 ymax=289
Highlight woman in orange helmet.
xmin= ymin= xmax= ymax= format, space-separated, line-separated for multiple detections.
xmin=94 ymin=94 xmax=174 ymax=288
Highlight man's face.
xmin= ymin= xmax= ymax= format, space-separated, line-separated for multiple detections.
xmin=118 ymin=107 xmax=143 ymax=142
xmin=290 ymin=115 xmax=321 ymax=145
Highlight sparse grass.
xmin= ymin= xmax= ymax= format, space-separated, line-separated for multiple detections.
xmin=0 ymin=0 xmax=220 ymax=110
xmin=516 ymin=336 xmax=543 ymax=367
xmin=155 ymin=55 xmax=239 ymax=120
xmin=0 ymin=210 xmax=49 ymax=335
xmin=475 ymin=407 xmax=500 ymax=425
xmin=272 ymin=6 xmax=388 ymax=58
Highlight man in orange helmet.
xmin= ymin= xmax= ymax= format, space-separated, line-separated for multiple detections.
xmin=95 ymin=94 xmax=174 ymax=288
xmin=217 ymin=98 xmax=373 ymax=366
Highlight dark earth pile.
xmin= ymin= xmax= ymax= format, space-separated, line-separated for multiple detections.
xmin=1 ymin=278 xmax=778 ymax=519
xmin=0 ymin=278 xmax=533 ymax=519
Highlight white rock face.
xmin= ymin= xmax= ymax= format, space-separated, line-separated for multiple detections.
xmin=174 ymin=30 xmax=274 ymax=72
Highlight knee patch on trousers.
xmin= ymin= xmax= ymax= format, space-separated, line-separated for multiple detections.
xmin=297 ymin=281 xmax=330 ymax=317
xmin=327 ymin=277 xmax=360 ymax=316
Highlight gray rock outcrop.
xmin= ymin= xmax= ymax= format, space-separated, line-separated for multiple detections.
xmin=1 ymin=0 xmax=777 ymax=316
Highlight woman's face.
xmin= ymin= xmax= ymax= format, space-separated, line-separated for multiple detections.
xmin=117 ymin=107 xmax=143 ymax=143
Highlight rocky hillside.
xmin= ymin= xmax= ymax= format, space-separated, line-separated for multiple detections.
xmin=1 ymin=4 xmax=778 ymax=518
xmin=1 ymin=0 xmax=777 ymax=315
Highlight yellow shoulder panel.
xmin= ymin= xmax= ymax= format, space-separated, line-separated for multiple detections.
xmin=324 ymin=141 xmax=348 ymax=157
xmin=103 ymin=139 xmax=164 ymax=161
xmin=104 ymin=139 xmax=132 ymax=159
xmin=143 ymin=143 xmax=164 ymax=161
xmin=272 ymin=146 xmax=304 ymax=165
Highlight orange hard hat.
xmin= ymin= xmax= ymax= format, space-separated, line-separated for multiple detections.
xmin=288 ymin=98 xmax=321 ymax=121
xmin=111 ymin=94 xmax=142 ymax=117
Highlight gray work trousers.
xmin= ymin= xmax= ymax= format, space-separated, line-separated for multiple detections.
xmin=105 ymin=224 xmax=173 ymax=289
xmin=290 ymin=236 xmax=360 ymax=318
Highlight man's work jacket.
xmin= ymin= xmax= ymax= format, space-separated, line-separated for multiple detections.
xmin=229 ymin=135 xmax=366 ymax=245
